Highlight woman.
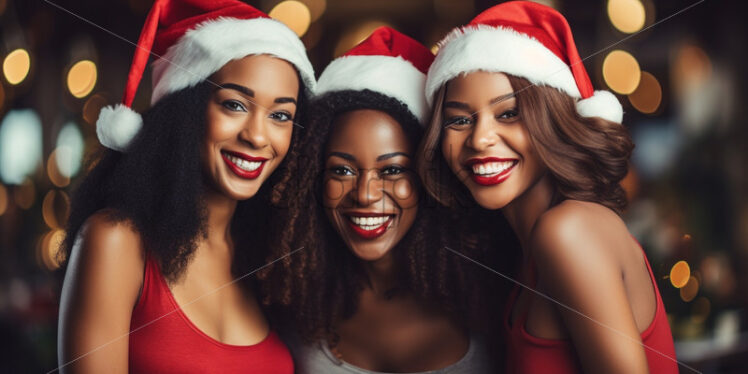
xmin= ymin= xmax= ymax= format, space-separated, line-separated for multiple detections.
xmin=57 ymin=0 xmax=315 ymax=372
xmin=417 ymin=2 xmax=678 ymax=373
xmin=258 ymin=27 xmax=500 ymax=373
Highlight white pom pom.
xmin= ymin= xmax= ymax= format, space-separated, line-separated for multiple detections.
xmin=576 ymin=90 xmax=624 ymax=123
xmin=95 ymin=104 xmax=143 ymax=152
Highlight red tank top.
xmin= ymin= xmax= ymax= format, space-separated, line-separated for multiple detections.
xmin=128 ymin=253 xmax=294 ymax=373
xmin=503 ymin=245 xmax=678 ymax=373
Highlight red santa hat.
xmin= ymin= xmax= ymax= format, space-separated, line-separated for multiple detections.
xmin=315 ymin=26 xmax=434 ymax=124
xmin=96 ymin=0 xmax=315 ymax=152
xmin=425 ymin=1 xmax=623 ymax=123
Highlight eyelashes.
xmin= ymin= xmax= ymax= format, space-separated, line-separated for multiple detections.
xmin=442 ymin=108 xmax=519 ymax=129
xmin=221 ymin=100 xmax=294 ymax=122
xmin=327 ymin=165 xmax=409 ymax=178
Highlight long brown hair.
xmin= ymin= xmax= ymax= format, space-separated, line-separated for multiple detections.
xmin=417 ymin=74 xmax=634 ymax=214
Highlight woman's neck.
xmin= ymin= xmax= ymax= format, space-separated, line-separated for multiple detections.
xmin=362 ymin=251 xmax=398 ymax=297
xmin=201 ymin=187 xmax=238 ymax=251
xmin=501 ymin=173 xmax=554 ymax=251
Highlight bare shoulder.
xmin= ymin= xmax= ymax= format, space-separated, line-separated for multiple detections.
xmin=530 ymin=200 xmax=629 ymax=280
xmin=65 ymin=209 xmax=145 ymax=289
xmin=58 ymin=213 xmax=146 ymax=370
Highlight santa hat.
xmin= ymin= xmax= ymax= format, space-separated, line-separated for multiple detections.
xmin=425 ymin=1 xmax=623 ymax=123
xmin=97 ymin=0 xmax=315 ymax=152
xmin=315 ymin=26 xmax=434 ymax=124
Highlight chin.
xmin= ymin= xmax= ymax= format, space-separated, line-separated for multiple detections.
xmin=471 ymin=189 xmax=511 ymax=210
xmin=348 ymin=243 xmax=392 ymax=262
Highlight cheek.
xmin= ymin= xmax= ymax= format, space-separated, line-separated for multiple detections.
xmin=268 ymin=125 xmax=294 ymax=159
xmin=390 ymin=176 xmax=418 ymax=210
xmin=441 ymin=132 xmax=463 ymax=172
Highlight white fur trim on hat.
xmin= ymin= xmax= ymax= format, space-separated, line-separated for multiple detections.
xmin=316 ymin=55 xmax=429 ymax=124
xmin=151 ymin=17 xmax=315 ymax=104
xmin=426 ymin=25 xmax=580 ymax=106
xmin=96 ymin=104 xmax=143 ymax=152
xmin=576 ymin=90 xmax=623 ymax=123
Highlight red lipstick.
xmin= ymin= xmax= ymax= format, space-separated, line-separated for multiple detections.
xmin=464 ymin=157 xmax=517 ymax=186
xmin=221 ymin=151 xmax=268 ymax=180
xmin=344 ymin=213 xmax=394 ymax=240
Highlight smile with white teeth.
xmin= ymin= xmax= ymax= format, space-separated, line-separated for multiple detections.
xmin=347 ymin=215 xmax=393 ymax=231
xmin=223 ymin=152 xmax=263 ymax=171
xmin=471 ymin=161 xmax=516 ymax=176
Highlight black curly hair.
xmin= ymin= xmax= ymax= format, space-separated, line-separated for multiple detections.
xmin=61 ymin=77 xmax=306 ymax=283
xmin=258 ymin=89 xmax=518 ymax=345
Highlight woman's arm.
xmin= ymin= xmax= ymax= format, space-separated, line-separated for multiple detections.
xmin=531 ymin=204 xmax=649 ymax=374
xmin=57 ymin=212 xmax=145 ymax=374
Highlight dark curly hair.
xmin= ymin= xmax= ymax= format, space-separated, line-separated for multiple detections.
xmin=417 ymin=74 xmax=634 ymax=214
xmin=258 ymin=89 xmax=517 ymax=345
xmin=61 ymin=78 xmax=306 ymax=282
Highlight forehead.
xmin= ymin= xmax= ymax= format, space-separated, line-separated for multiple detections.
xmin=326 ymin=109 xmax=412 ymax=157
xmin=212 ymin=54 xmax=299 ymax=95
xmin=445 ymin=71 xmax=514 ymax=103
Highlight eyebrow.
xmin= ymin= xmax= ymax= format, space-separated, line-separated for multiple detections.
xmin=328 ymin=152 xmax=355 ymax=161
xmin=376 ymin=152 xmax=410 ymax=161
xmin=218 ymin=83 xmax=297 ymax=105
xmin=443 ymin=92 xmax=516 ymax=110
xmin=328 ymin=151 xmax=411 ymax=162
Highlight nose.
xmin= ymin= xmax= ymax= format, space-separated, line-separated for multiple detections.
xmin=239 ymin=109 xmax=270 ymax=149
xmin=352 ymin=169 xmax=384 ymax=206
xmin=465 ymin=111 xmax=499 ymax=152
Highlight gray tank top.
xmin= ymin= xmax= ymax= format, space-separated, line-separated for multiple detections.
xmin=284 ymin=332 xmax=495 ymax=374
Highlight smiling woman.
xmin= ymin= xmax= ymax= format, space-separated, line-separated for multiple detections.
xmin=418 ymin=2 xmax=677 ymax=373
xmin=56 ymin=0 xmax=314 ymax=373
xmin=258 ymin=27 xmax=502 ymax=374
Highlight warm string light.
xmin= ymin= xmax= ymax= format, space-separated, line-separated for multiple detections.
xmin=628 ymin=71 xmax=662 ymax=114
xmin=269 ymin=1 xmax=312 ymax=37
xmin=602 ymin=50 xmax=641 ymax=95
xmin=607 ymin=0 xmax=646 ymax=34
xmin=3 ymin=49 xmax=31 ymax=85
xmin=67 ymin=60 xmax=97 ymax=98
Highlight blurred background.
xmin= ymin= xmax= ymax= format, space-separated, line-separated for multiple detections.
xmin=0 ymin=0 xmax=745 ymax=372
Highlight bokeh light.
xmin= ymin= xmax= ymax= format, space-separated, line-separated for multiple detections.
xmin=47 ymin=150 xmax=70 ymax=188
xmin=628 ymin=71 xmax=662 ymax=114
xmin=0 ymin=183 xmax=8 ymax=216
xmin=334 ymin=21 xmax=390 ymax=57
xmin=671 ymin=44 xmax=712 ymax=95
xmin=670 ymin=260 xmax=691 ymax=288
xmin=42 ymin=190 xmax=70 ymax=229
xmin=0 ymin=109 xmax=43 ymax=184
xmin=67 ymin=60 xmax=97 ymax=98
xmin=40 ymin=229 xmax=65 ymax=271
xmin=3 ymin=49 xmax=31 ymax=85
xmin=269 ymin=1 xmax=312 ymax=37
xmin=13 ymin=178 xmax=35 ymax=210
xmin=680 ymin=276 xmax=699 ymax=302
xmin=607 ymin=0 xmax=646 ymax=34
xmin=602 ymin=50 xmax=641 ymax=94
xmin=83 ymin=93 xmax=108 ymax=125
xmin=56 ymin=122 xmax=85 ymax=178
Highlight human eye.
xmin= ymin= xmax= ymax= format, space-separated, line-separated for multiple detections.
xmin=222 ymin=100 xmax=247 ymax=112
xmin=329 ymin=165 xmax=355 ymax=176
xmin=269 ymin=111 xmax=293 ymax=122
xmin=442 ymin=116 xmax=472 ymax=129
xmin=496 ymin=108 xmax=519 ymax=121
xmin=381 ymin=165 xmax=407 ymax=176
